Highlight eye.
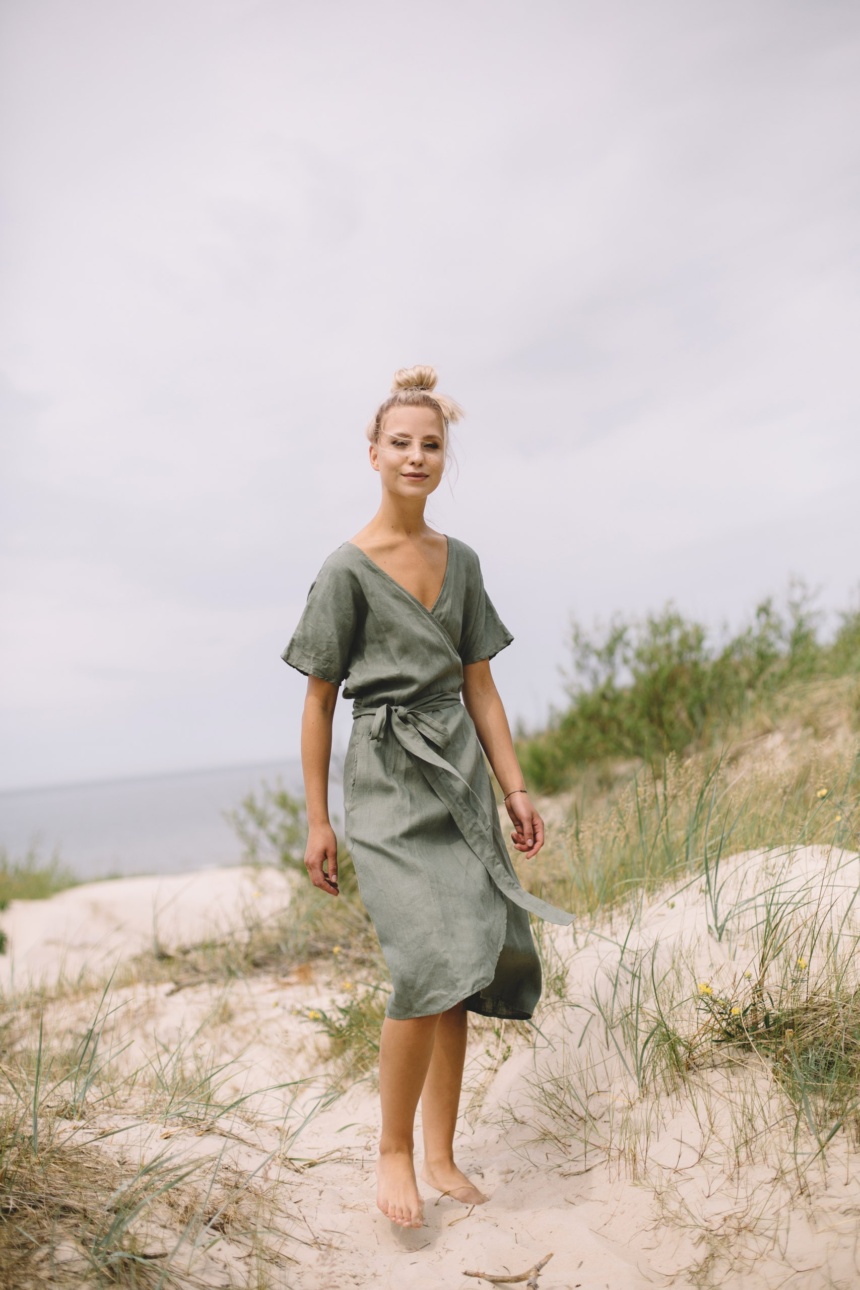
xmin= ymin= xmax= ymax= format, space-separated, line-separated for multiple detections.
xmin=391 ymin=439 xmax=409 ymax=448
xmin=424 ymin=442 xmax=441 ymax=451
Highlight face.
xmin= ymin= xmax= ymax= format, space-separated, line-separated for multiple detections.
xmin=370 ymin=404 xmax=446 ymax=498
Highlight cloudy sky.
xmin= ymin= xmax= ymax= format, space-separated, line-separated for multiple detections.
xmin=1 ymin=0 xmax=858 ymax=790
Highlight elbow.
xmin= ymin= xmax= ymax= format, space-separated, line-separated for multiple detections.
xmin=462 ymin=660 xmax=498 ymax=715
xmin=305 ymin=676 xmax=339 ymax=720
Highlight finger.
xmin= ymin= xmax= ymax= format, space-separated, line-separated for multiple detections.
xmin=525 ymin=815 xmax=545 ymax=858
xmin=324 ymin=869 xmax=339 ymax=894
xmin=511 ymin=812 xmax=536 ymax=854
xmin=305 ymin=857 xmax=336 ymax=895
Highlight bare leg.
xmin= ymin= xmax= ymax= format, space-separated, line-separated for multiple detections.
xmin=376 ymin=1013 xmax=439 ymax=1228
xmin=420 ymin=1002 xmax=488 ymax=1205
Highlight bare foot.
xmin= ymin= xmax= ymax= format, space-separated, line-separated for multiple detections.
xmin=376 ymin=1150 xmax=424 ymax=1228
xmin=421 ymin=1159 xmax=488 ymax=1206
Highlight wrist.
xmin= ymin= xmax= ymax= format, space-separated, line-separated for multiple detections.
xmin=503 ymin=787 xmax=528 ymax=803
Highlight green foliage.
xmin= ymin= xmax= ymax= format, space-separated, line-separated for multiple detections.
xmin=225 ymin=779 xmax=308 ymax=871
xmin=0 ymin=848 xmax=77 ymax=939
xmin=307 ymin=985 xmax=389 ymax=1086
xmin=829 ymin=604 xmax=860 ymax=675
xmin=525 ymin=746 xmax=859 ymax=921
xmin=696 ymin=976 xmax=860 ymax=1146
xmin=520 ymin=582 xmax=856 ymax=793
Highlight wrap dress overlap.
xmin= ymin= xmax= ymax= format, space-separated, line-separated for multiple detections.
xmin=282 ymin=536 xmax=573 ymax=1021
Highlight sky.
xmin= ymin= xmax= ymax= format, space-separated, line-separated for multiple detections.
xmin=1 ymin=0 xmax=859 ymax=790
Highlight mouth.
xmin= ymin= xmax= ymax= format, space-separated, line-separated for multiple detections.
xmin=402 ymin=473 xmax=429 ymax=480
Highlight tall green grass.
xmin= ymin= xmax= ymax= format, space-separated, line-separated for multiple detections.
xmin=519 ymin=743 xmax=858 ymax=922
xmin=519 ymin=584 xmax=860 ymax=792
xmin=0 ymin=848 xmax=78 ymax=955
xmin=0 ymin=847 xmax=77 ymax=909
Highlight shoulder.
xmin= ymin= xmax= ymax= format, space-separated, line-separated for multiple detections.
xmin=447 ymin=536 xmax=484 ymax=580
xmin=318 ymin=542 xmax=360 ymax=573
xmin=307 ymin=543 xmax=364 ymax=594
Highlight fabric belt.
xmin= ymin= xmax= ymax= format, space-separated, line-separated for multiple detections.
xmin=351 ymin=695 xmax=573 ymax=927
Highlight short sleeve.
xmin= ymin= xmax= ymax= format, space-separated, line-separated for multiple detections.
xmin=281 ymin=553 xmax=362 ymax=686
xmin=459 ymin=554 xmax=514 ymax=665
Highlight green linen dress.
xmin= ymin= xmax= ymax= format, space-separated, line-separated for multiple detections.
xmin=282 ymin=535 xmax=573 ymax=1021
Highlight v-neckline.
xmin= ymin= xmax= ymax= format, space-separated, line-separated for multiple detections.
xmin=346 ymin=536 xmax=452 ymax=615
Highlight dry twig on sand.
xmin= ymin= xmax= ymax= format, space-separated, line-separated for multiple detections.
xmin=464 ymin=1251 xmax=554 ymax=1288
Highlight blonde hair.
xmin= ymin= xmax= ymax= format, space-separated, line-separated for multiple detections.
xmin=366 ymin=365 xmax=464 ymax=444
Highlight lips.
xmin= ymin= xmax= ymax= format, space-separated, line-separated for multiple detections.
xmin=403 ymin=473 xmax=428 ymax=479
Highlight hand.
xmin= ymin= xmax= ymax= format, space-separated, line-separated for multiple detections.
xmin=305 ymin=824 xmax=340 ymax=896
xmin=505 ymin=792 xmax=544 ymax=859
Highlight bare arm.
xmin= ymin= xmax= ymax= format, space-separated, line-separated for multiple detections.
xmin=301 ymin=675 xmax=340 ymax=896
xmin=462 ymin=659 xmax=544 ymax=860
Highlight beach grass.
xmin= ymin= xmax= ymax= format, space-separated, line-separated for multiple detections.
xmin=0 ymin=975 xmax=332 ymax=1287
xmin=0 ymin=846 xmax=77 ymax=909
xmin=0 ymin=848 xmax=78 ymax=956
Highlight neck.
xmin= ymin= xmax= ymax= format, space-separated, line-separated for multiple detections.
xmin=371 ymin=493 xmax=431 ymax=538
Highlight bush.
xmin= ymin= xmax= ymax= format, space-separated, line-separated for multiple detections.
xmin=225 ymin=780 xmax=308 ymax=871
xmin=519 ymin=582 xmax=844 ymax=793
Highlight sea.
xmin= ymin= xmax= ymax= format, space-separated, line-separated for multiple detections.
xmin=0 ymin=758 xmax=314 ymax=883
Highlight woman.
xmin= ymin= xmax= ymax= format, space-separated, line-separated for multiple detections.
xmin=282 ymin=366 xmax=572 ymax=1230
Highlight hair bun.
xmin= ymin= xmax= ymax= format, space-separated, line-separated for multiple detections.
xmin=391 ymin=365 xmax=438 ymax=393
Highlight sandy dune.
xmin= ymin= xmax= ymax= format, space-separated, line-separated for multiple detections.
xmin=0 ymin=865 xmax=292 ymax=991
xmin=3 ymin=851 xmax=860 ymax=1288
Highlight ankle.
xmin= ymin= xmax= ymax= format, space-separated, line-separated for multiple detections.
xmin=379 ymin=1139 xmax=414 ymax=1158
xmin=422 ymin=1151 xmax=455 ymax=1170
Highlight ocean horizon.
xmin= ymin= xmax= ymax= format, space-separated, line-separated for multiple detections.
xmin=0 ymin=757 xmax=322 ymax=883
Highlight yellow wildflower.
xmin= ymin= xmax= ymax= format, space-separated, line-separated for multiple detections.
xmin=796 ymin=957 xmax=808 ymax=971
xmin=698 ymin=982 xmax=713 ymax=996
xmin=342 ymin=980 xmax=354 ymax=991
xmin=332 ymin=945 xmax=342 ymax=955
xmin=743 ymin=970 xmax=752 ymax=979
xmin=817 ymin=787 xmax=828 ymax=798
xmin=307 ymin=1009 xmax=322 ymax=1020
xmin=731 ymin=1006 xmax=741 ymax=1016
xmin=835 ymin=815 xmax=842 ymax=823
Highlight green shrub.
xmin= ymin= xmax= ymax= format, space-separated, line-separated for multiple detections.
xmin=519 ymin=582 xmax=845 ymax=793
xmin=225 ymin=779 xmax=308 ymax=871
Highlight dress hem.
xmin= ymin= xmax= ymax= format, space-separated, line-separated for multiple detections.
xmin=383 ymin=897 xmax=522 ymax=1022
xmin=384 ymin=979 xmax=534 ymax=1023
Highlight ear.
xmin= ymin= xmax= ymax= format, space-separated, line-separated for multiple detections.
xmin=369 ymin=441 xmax=380 ymax=472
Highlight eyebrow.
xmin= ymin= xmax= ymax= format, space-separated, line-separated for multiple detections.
xmin=384 ymin=431 xmax=443 ymax=442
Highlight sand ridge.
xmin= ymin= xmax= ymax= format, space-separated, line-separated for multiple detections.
xmin=3 ymin=852 xmax=860 ymax=1288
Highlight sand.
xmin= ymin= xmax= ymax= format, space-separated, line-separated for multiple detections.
xmin=0 ymin=864 xmax=292 ymax=991
xmin=3 ymin=850 xmax=860 ymax=1288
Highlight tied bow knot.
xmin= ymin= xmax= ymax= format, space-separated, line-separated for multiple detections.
xmin=368 ymin=701 xmax=451 ymax=751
